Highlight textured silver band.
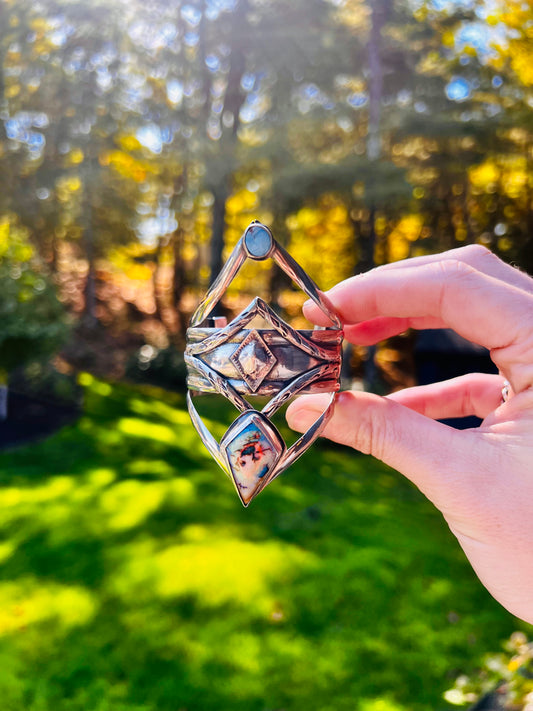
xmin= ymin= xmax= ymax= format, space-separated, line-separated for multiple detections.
xmin=186 ymin=221 xmax=343 ymax=506
xmin=187 ymin=320 xmax=342 ymax=397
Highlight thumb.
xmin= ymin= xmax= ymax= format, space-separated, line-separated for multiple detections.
xmin=286 ymin=391 xmax=485 ymax=517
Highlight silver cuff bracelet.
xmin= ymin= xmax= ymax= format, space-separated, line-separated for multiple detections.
xmin=186 ymin=221 xmax=343 ymax=506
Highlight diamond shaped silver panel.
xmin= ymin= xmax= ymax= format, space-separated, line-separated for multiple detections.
xmin=230 ymin=329 xmax=277 ymax=392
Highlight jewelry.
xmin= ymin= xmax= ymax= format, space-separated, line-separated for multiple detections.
xmin=501 ymin=379 xmax=511 ymax=403
xmin=186 ymin=221 xmax=343 ymax=506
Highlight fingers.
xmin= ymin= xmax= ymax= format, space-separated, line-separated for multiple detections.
xmin=377 ymin=244 xmax=533 ymax=295
xmin=342 ymin=316 xmax=443 ymax=345
xmin=308 ymin=259 xmax=533 ymax=349
xmin=386 ymin=373 xmax=504 ymax=420
xmin=286 ymin=391 xmax=492 ymax=514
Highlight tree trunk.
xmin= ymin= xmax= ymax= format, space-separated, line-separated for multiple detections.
xmin=207 ymin=0 xmax=249 ymax=286
xmin=172 ymin=227 xmax=189 ymax=340
xmin=83 ymin=231 xmax=98 ymax=328
xmin=82 ymin=157 xmax=98 ymax=328
xmin=152 ymin=236 xmax=168 ymax=328
xmin=209 ymin=178 xmax=230 ymax=286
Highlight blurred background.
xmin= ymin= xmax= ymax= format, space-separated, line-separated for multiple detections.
xmin=1 ymin=0 xmax=533 ymax=709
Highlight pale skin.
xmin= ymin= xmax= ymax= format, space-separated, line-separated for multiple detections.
xmin=286 ymin=244 xmax=533 ymax=624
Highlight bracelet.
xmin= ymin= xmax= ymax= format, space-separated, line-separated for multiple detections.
xmin=185 ymin=221 xmax=343 ymax=506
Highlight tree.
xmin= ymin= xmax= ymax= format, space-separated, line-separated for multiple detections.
xmin=0 ymin=217 xmax=68 ymax=419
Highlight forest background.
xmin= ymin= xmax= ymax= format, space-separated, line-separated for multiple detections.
xmin=3 ymin=0 xmax=533 ymax=386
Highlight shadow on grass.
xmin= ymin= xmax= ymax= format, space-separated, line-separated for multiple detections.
xmin=0 ymin=375 xmax=524 ymax=711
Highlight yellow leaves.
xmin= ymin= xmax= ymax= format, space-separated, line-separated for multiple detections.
xmin=100 ymin=150 xmax=157 ymax=183
xmin=125 ymin=263 xmax=153 ymax=281
xmin=66 ymin=176 xmax=81 ymax=192
xmin=68 ymin=148 xmax=84 ymax=165
xmin=442 ymin=30 xmax=455 ymax=48
xmin=387 ymin=214 xmax=424 ymax=263
xmin=498 ymin=237 xmax=513 ymax=251
xmin=469 ymin=161 xmax=500 ymax=191
xmin=413 ymin=6 xmax=428 ymax=22
xmin=0 ymin=216 xmax=34 ymax=262
xmin=108 ymin=243 xmax=155 ymax=281
xmin=508 ymin=656 xmax=522 ymax=672
xmin=510 ymin=44 xmax=533 ymax=86
xmin=0 ymin=219 xmax=9 ymax=256
xmin=490 ymin=1 xmax=533 ymax=85
xmin=287 ymin=196 xmax=355 ymax=293
xmin=29 ymin=17 xmax=49 ymax=34
xmin=333 ymin=0 xmax=370 ymax=35
xmin=226 ymin=188 xmax=258 ymax=215
xmin=394 ymin=215 xmax=423 ymax=242
xmin=502 ymin=167 xmax=528 ymax=199
xmin=293 ymin=206 xmax=321 ymax=229
xmin=375 ymin=216 xmax=388 ymax=236
xmin=117 ymin=134 xmax=143 ymax=152
xmin=469 ymin=156 xmax=530 ymax=200
xmin=417 ymin=51 xmax=442 ymax=76
xmin=5 ymin=84 xmax=20 ymax=99
xmin=56 ymin=175 xmax=82 ymax=203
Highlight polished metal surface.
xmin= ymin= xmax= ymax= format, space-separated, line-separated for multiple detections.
xmin=186 ymin=220 xmax=343 ymax=506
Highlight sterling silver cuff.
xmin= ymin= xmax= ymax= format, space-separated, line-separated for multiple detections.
xmin=186 ymin=221 xmax=343 ymax=506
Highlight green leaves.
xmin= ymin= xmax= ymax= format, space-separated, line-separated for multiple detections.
xmin=0 ymin=216 xmax=68 ymax=373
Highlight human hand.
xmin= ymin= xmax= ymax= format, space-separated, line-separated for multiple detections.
xmin=286 ymin=245 xmax=533 ymax=623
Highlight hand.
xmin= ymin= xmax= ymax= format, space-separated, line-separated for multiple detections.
xmin=286 ymin=245 xmax=533 ymax=623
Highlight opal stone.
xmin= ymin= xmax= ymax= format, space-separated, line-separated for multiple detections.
xmin=244 ymin=224 xmax=272 ymax=259
xmin=222 ymin=412 xmax=284 ymax=505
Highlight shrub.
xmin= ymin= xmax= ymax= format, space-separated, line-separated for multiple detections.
xmin=0 ymin=217 xmax=69 ymax=380
xmin=125 ymin=344 xmax=187 ymax=392
xmin=444 ymin=632 xmax=533 ymax=709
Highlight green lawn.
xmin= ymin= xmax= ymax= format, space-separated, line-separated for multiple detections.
xmin=0 ymin=375 xmax=524 ymax=711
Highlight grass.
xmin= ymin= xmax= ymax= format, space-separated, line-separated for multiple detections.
xmin=0 ymin=375 xmax=525 ymax=711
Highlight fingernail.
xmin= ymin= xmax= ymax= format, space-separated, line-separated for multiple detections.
xmin=286 ymin=406 xmax=319 ymax=432
xmin=286 ymin=412 xmax=305 ymax=432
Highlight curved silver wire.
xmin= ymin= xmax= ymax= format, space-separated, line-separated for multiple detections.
xmin=189 ymin=227 xmax=341 ymax=329
xmin=274 ymin=243 xmax=341 ymax=328
xmin=186 ymin=391 xmax=229 ymax=475
xmin=190 ymin=238 xmax=247 ymax=327
xmin=265 ymin=390 xmax=337 ymax=484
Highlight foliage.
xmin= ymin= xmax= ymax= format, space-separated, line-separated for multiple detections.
xmin=3 ymin=0 xmax=533 ymax=345
xmin=444 ymin=632 xmax=533 ymax=709
xmin=0 ymin=376 xmax=525 ymax=711
xmin=125 ymin=344 xmax=188 ymax=392
xmin=0 ymin=217 xmax=68 ymax=375
xmin=9 ymin=361 xmax=83 ymax=408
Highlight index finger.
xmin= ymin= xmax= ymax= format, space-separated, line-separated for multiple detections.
xmin=377 ymin=244 xmax=533 ymax=295
xmin=306 ymin=258 xmax=533 ymax=353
